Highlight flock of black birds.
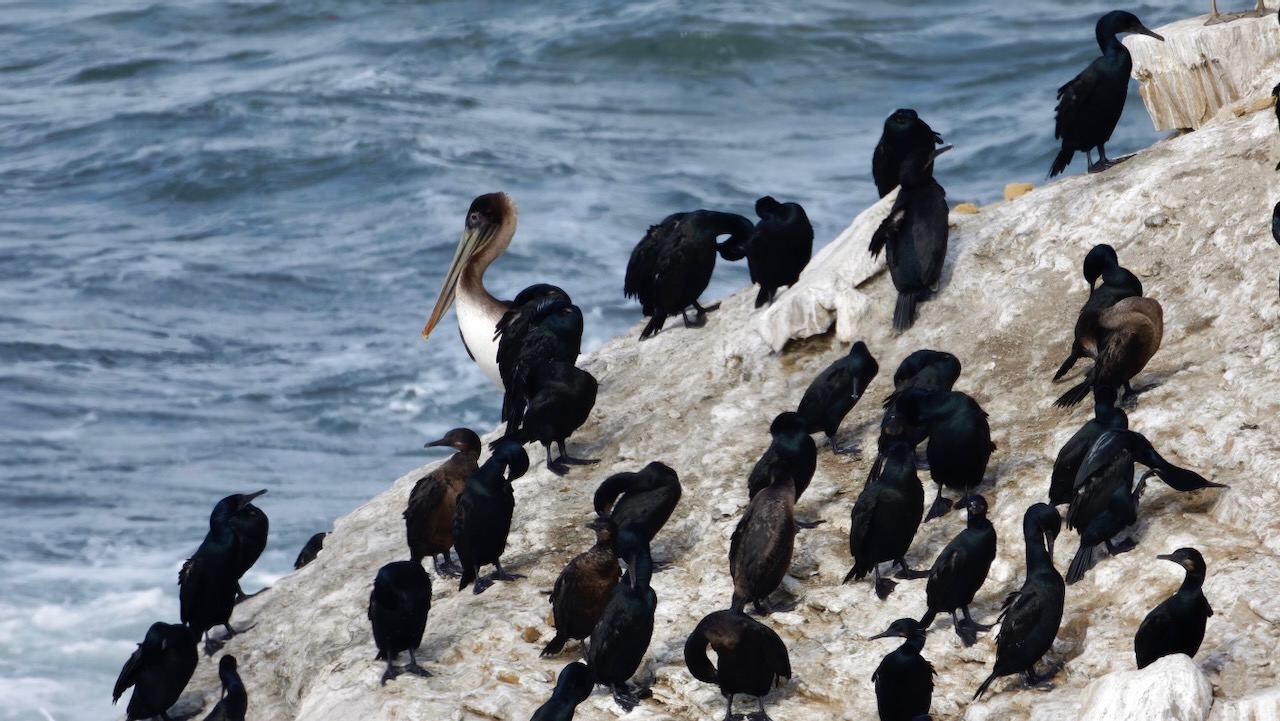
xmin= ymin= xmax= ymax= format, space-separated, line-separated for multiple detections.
xmin=108 ymin=8 xmax=1252 ymax=721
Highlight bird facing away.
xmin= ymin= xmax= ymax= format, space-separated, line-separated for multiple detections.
xmin=746 ymin=195 xmax=814 ymax=307
xmin=919 ymin=494 xmax=998 ymax=646
xmin=731 ymin=461 xmax=798 ymax=614
xmin=1134 ymin=548 xmax=1213 ymax=669
xmin=368 ymin=560 xmax=433 ymax=685
xmin=844 ymin=440 xmax=927 ymax=600
xmin=870 ymin=618 xmax=935 ymax=721
xmin=201 ymin=654 xmax=247 ymax=721
xmin=870 ymin=145 xmax=952 ymax=332
xmin=872 ymin=108 xmax=945 ymax=198
xmin=892 ymin=388 xmax=995 ymax=521
xmin=506 ymin=360 xmax=599 ymax=475
xmin=541 ymin=518 xmax=620 ymax=658
xmin=1054 ymin=296 xmax=1163 ymax=408
xmin=1053 ymin=244 xmax=1144 ymax=381
xmin=747 ymin=412 xmax=818 ymax=505
xmin=530 ymin=661 xmax=595 ymax=721
xmin=593 ymin=461 xmax=683 ymax=544
xmin=494 ymin=284 xmax=583 ymax=437
xmin=796 ymin=340 xmax=880 ymax=454
xmin=882 ymin=349 xmax=962 ymax=409
xmin=975 ymin=504 xmax=1065 ymax=700
xmin=1272 ymin=201 xmax=1280 ymax=292
xmin=1049 ymin=11 xmax=1164 ymax=177
xmin=112 ymin=622 xmax=198 ymax=721
xmin=684 ymin=609 xmax=792 ymax=721
xmin=453 ymin=439 xmax=531 ymax=594
xmin=180 ymin=489 xmax=267 ymax=655
xmin=293 ymin=531 xmax=327 ymax=570
xmin=1066 ymin=468 xmax=1147 ymax=584
xmin=1049 ymin=386 xmax=1128 ymax=505
xmin=587 ymin=525 xmax=659 ymax=713
xmin=624 ymin=209 xmax=754 ymax=339
xmin=404 ymin=427 xmax=482 ymax=576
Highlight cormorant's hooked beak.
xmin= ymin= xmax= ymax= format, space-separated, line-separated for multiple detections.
xmin=422 ymin=223 xmax=492 ymax=340
xmin=424 ymin=436 xmax=451 ymax=449
xmin=243 ymin=489 xmax=268 ymax=503
xmin=931 ymin=144 xmax=955 ymax=161
xmin=1156 ymin=552 xmax=1178 ymax=563
xmin=1133 ymin=25 xmax=1164 ymax=42
xmin=585 ymin=518 xmax=609 ymax=531
xmin=868 ymin=627 xmax=905 ymax=641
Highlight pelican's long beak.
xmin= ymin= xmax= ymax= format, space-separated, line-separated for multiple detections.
xmin=422 ymin=224 xmax=489 ymax=340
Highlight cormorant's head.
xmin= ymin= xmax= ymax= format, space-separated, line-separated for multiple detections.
xmin=489 ymin=438 xmax=530 ymax=482
xmin=218 ymin=654 xmax=238 ymax=688
xmin=885 ymin=108 xmax=920 ymax=135
xmin=1082 ymin=243 xmax=1120 ymax=288
xmin=1157 ymin=547 xmax=1207 ymax=576
xmin=1025 ymin=503 xmax=1062 ymax=558
xmin=554 ymin=661 xmax=595 ymax=707
xmin=755 ymin=195 xmax=782 ymax=219
xmin=956 ymin=494 xmax=988 ymax=520
xmin=769 ymin=411 xmax=807 ymax=438
xmin=425 ymin=427 xmax=482 ymax=455
xmin=868 ymin=617 xmax=925 ymax=641
xmin=422 ymin=192 xmax=518 ymax=340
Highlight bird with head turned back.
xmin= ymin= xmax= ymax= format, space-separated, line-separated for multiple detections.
xmin=746 ymin=196 xmax=814 ymax=308
xmin=872 ymin=108 xmax=944 ymax=198
xmin=684 ymin=608 xmax=791 ymax=721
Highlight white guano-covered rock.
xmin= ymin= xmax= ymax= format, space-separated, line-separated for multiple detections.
xmin=1078 ymin=654 xmax=1213 ymax=721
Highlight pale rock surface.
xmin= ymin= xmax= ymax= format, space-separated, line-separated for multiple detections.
xmin=1210 ymin=685 xmax=1280 ymax=721
xmin=1078 ymin=654 xmax=1213 ymax=721
xmin=153 ymin=39 xmax=1280 ymax=721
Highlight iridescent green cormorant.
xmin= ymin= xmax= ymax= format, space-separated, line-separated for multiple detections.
xmin=872 ymin=109 xmax=945 ymax=198
xmin=1054 ymin=296 xmax=1163 ymax=408
xmin=731 ymin=463 xmax=798 ymax=614
xmin=180 ymin=489 xmax=267 ymax=655
xmin=974 ymin=504 xmax=1065 ymax=700
xmin=1049 ymin=11 xmax=1164 ymax=177
xmin=747 ymin=412 xmax=817 ymax=505
xmin=495 ymin=285 xmax=583 ymax=437
xmin=844 ymin=439 xmax=927 ymax=600
xmin=1053 ymin=244 xmax=1144 ymax=381
xmin=368 ymin=560 xmax=433 ymax=685
xmin=624 ymin=209 xmax=754 ymax=339
xmin=453 ymin=439 xmax=531 ymax=594
xmin=593 ymin=462 xmax=682 ymax=543
xmin=293 ymin=531 xmax=327 ymax=570
xmin=542 ymin=519 xmax=620 ymax=658
xmin=112 ymin=622 xmax=198 ymax=721
xmin=796 ymin=340 xmax=880 ymax=454
xmin=869 ymin=618 xmax=935 ymax=721
xmin=504 ymin=360 xmax=598 ymax=475
xmin=919 ymin=495 xmax=997 ymax=646
xmin=530 ymin=662 xmax=595 ymax=721
xmin=201 ymin=655 xmax=247 ymax=721
xmin=892 ymin=389 xmax=994 ymax=521
xmin=1049 ymin=386 xmax=1127 ymax=505
xmin=587 ymin=525 xmax=658 ymax=712
xmin=870 ymin=145 xmax=952 ymax=332
xmin=1134 ymin=548 xmax=1213 ymax=668
xmin=747 ymin=196 xmax=814 ymax=307
xmin=684 ymin=609 xmax=792 ymax=721
xmin=405 ymin=428 xmax=482 ymax=576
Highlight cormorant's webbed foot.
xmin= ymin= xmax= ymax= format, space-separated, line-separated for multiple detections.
xmin=873 ymin=568 xmax=898 ymax=600
xmin=752 ymin=597 xmax=798 ymax=615
xmin=433 ymin=555 xmax=464 ymax=578
xmin=1120 ymin=381 xmax=1160 ymax=408
xmin=924 ymin=494 xmax=953 ymax=522
xmin=894 ymin=560 xmax=930 ymax=581
xmin=1087 ymin=153 xmax=1133 ymax=174
xmin=1022 ymin=661 xmax=1062 ymax=690
xmin=912 ymin=451 xmax=930 ymax=471
xmin=953 ymin=612 xmax=992 ymax=647
xmin=794 ymin=518 xmax=826 ymax=529
xmin=682 ymin=308 xmax=707 ymax=328
xmin=403 ymin=651 xmax=433 ymax=679
xmin=472 ymin=576 xmax=495 ymax=595
xmin=491 ymin=562 xmax=525 ymax=583
xmin=611 ymin=683 xmax=651 ymax=712
xmin=203 ymin=635 xmax=225 ymax=657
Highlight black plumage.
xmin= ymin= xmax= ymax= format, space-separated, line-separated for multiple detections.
xmin=796 ymin=340 xmax=880 ymax=453
xmin=684 ymin=609 xmax=792 ymax=721
xmin=882 ymin=350 xmax=962 ymax=409
xmin=508 ymin=360 xmax=599 ymax=475
xmin=892 ymin=389 xmax=994 ymax=521
xmin=1049 ymin=11 xmax=1164 ymax=177
xmin=405 ymin=428 xmax=482 ymax=576
xmin=1049 ymin=386 xmax=1127 ymax=505
xmin=844 ymin=441 xmax=926 ymax=600
xmin=530 ymin=662 xmax=595 ymax=721
xmin=975 ymin=504 xmax=1065 ymax=700
xmin=542 ymin=519 xmax=620 ymax=658
xmin=587 ymin=525 xmax=658 ymax=712
xmin=1134 ymin=548 xmax=1213 ymax=669
xmin=624 ymin=210 xmax=754 ymax=340
xmin=730 ymin=461 xmax=797 ymax=614
xmin=869 ymin=145 xmax=952 ymax=332
xmin=495 ymin=284 xmax=583 ymax=436
xmin=1053 ymin=244 xmax=1144 ymax=381
xmin=593 ymin=461 xmax=682 ymax=543
xmin=201 ymin=655 xmax=247 ymax=721
xmin=919 ymin=494 xmax=997 ymax=646
xmin=112 ymin=622 xmax=198 ymax=721
xmin=179 ymin=489 xmax=267 ymax=655
xmin=872 ymin=108 xmax=945 ymax=198
xmin=869 ymin=618 xmax=935 ymax=721
xmin=1066 ymin=469 xmax=1146 ymax=585
xmin=747 ymin=196 xmax=814 ymax=307
xmin=293 ymin=532 xmax=327 ymax=570
xmin=1054 ymin=297 xmax=1163 ymax=408
xmin=747 ymin=412 xmax=818 ymax=502
xmin=368 ymin=560 xmax=433 ymax=685
xmin=1272 ymin=201 xmax=1280 ymax=293
xmin=229 ymin=500 xmax=268 ymax=602
xmin=453 ymin=439 xmax=531 ymax=594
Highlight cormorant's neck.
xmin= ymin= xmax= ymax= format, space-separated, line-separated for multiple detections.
xmin=967 ymin=515 xmax=992 ymax=532
xmin=1024 ymin=524 xmax=1053 ymax=571
xmin=629 ymin=550 xmax=654 ymax=589
xmin=900 ymin=631 xmax=926 ymax=654
xmin=1179 ymin=568 xmax=1206 ymax=593
xmin=1097 ymin=28 xmax=1129 ymax=57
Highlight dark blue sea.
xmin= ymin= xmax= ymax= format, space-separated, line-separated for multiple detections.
xmin=0 ymin=1 xmax=1199 ymax=718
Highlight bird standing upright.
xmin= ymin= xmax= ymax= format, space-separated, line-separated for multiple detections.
xmin=746 ymin=196 xmax=814 ymax=307
xmin=796 ymin=340 xmax=880 ymax=454
xmin=872 ymin=108 xmax=945 ymax=198
xmin=201 ymin=655 xmax=247 ymax=721
xmin=593 ymin=462 xmax=683 ymax=543
xmin=453 ymin=439 xmax=531 ymax=594
xmin=541 ymin=518 xmax=620 ymax=658
xmin=368 ymin=560 xmax=433 ymax=685
xmin=180 ymin=489 xmax=267 ymax=655
xmin=684 ymin=609 xmax=792 ymax=721
xmin=1053 ymin=243 xmax=1144 ymax=381
xmin=869 ymin=618 xmax=935 ymax=721
xmin=405 ymin=428 xmax=482 ymax=576
xmin=1134 ymin=548 xmax=1213 ymax=668
xmin=587 ymin=525 xmax=659 ymax=712
xmin=919 ymin=494 xmax=997 ymax=646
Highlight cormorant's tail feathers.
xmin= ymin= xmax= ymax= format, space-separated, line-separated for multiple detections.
xmin=974 ymin=672 xmax=998 ymax=701
xmin=1066 ymin=543 xmax=1096 ymax=585
xmin=1049 ymin=147 xmax=1074 ymax=178
xmin=1053 ymin=378 xmax=1092 ymax=408
xmin=754 ymin=286 xmax=772 ymax=308
xmin=893 ymin=291 xmax=917 ymax=332
xmin=540 ymin=634 xmax=567 ymax=658
xmin=1052 ymin=351 xmax=1080 ymax=381
xmin=639 ymin=313 xmax=666 ymax=340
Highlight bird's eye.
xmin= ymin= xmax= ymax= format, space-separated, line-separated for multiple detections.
xmin=469 ymin=212 xmax=481 ymax=225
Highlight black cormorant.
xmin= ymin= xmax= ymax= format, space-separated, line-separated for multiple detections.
xmin=893 ymin=389 xmax=994 ymax=520
xmin=587 ymin=525 xmax=658 ymax=712
xmin=869 ymin=618 xmax=935 ymax=721
xmin=872 ymin=109 xmax=945 ymax=198
xmin=368 ymin=560 xmax=433 ymax=685
xmin=1134 ymin=548 xmax=1213 ymax=669
xmin=180 ymin=489 xmax=267 ymax=655
xmin=684 ymin=609 xmax=792 ymax=721
xmin=293 ymin=531 xmax=327 ymax=570
xmin=919 ymin=494 xmax=997 ymax=646
xmin=494 ymin=284 xmax=583 ymax=437
xmin=1049 ymin=386 xmax=1128 ymax=505
xmin=1066 ymin=470 xmax=1147 ymax=584
xmin=1054 ymin=296 xmax=1163 ymax=408
xmin=1049 ymin=11 xmax=1164 ymax=177
xmin=1272 ymin=201 xmax=1280 ymax=291
xmin=505 ymin=360 xmax=598 ymax=475
xmin=796 ymin=340 xmax=880 ymax=454
xmin=731 ymin=463 xmax=798 ymax=614
xmin=882 ymin=350 xmax=962 ymax=409
xmin=453 ymin=439 xmax=531 ymax=594
xmin=201 ymin=655 xmax=247 ymax=721
xmin=747 ymin=196 xmax=814 ymax=307
xmin=112 ymin=622 xmax=198 ymax=721
xmin=1053 ymin=244 xmax=1144 ymax=381
xmin=542 ymin=519 xmax=620 ymax=658
xmin=530 ymin=662 xmax=595 ymax=721
xmin=747 ymin=412 xmax=818 ymax=504
xmin=405 ymin=428 xmax=483 ymax=576
xmin=593 ymin=462 xmax=682 ymax=543
xmin=228 ymin=500 xmax=268 ymax=602
xmin=844 ymin=440 xmax=927 ymax=600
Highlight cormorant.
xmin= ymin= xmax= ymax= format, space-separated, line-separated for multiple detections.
xmin=587 ymin=525 xmax=658 ymax=712
xmin=180 ymin=489 xmax=267 ymax=655
xmin=974 ymin=504 xmax=1065 ymax=700
xmin=530 ymin=662 xmax=595 ymax=721
xmin=593 ymin=462 xmax=682 ymax=543
xmin=1054 ymin=296 xmax=1163 ymax=408
xmin=869 ymin=618 xmax=935 ymax=721
xmin=747 ymin=412 xmax=818 ymax=503
xmin=112 ymin=622 xmax=198 ymax=721
xmin=1272 ymin=201 xmax=1280 ymax=291
xmin=1049 ymin=11 xmax=1164 ymax=177
xmin=228 ymin=500 xmax=268 ymax=603
xmin=404 ymin=428 xmax=482 ymax=576
xmin=892 ymin=389 xmax=994 ymax=520
xmin=684 ymin=609 xmax=792 ymax=721
xmin=1134 ymin=548 xmax=1213 ymax=669
xmin=542 ymin=518 xmax=620 ymax=658
xmin=882 ymin=350 xmax=962 ymax=409
xmin=368 ymin=560 xmax=433 ymax=685
xmin=730 ymin=462 xmax=798 ymax=614
xmin=919 ymin=495 xmax=997 ymax=646
xmin=1066 ymin=470 xmax=1147 ymax=584
xmin=796 ymin=340 xmax=880 ymax=454
xmin=869 ymin=145 xmax=952 ymax=332
xmin=747 ymin=196 xmax=814 ymax=307
xmin=624 ymin=209 xmax=754 ymax=340
xmin=293 ymin=531 xmax=327 ymax=570
xmin=1053 ymin=244 xmax=1144 ymax=381
xmin=201 ymin=655 xmax=247 ymax=721
xmin=505 ymin=360 xmax=599 ymax=475
xmin=494 ymin=284 xmax=583 ymax=437
xmin=872 ymin=109 xmax=945 ymax=198
xmin=1049 ymin=386 xmax=1128 ymax=505
xmin=844 ymin=440 xmax=927 ymax=600
xmin=453 ymin=439 xmax=531 ymax=594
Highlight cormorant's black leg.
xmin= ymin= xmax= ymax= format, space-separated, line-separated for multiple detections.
xmin=404 ymin=649 xmax=433 ymax=678
xmin=381 ymin=655 xmax=400 ymax=685
xmin=893 ymin=556 xmax=930 ymax=580
xmin=747 ymin=695 xmax=775 ymax=721
xmin=555 ymin=439 xmax=599 ymax=466
xmin=873 ymin=564 xmax=898 ymax=600
xmin=434 ymin=553 xmax=463 ymax=578
xmin=490 ymin=561 xmax=525 ymax=583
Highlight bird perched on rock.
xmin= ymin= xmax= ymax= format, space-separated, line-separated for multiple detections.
xmin=892 ymin=389 xmax=994 ymax=520
xmin=453 ymin=439 xmax=531 ymax=594
xmin=919 ymin=495 xmax=997 ymax=646
xmin=587 ymin=525 xmax=658 ymax=712
xmin=844 ymin=438 xmax=927 ymax=600
xmin=503 ymin=360 xmax=598 ymax=475
xmin=112 ymin=622 xmax=198 ymax=721
xmin=975 ymin=504 xmax=1065 ymax=700
xmin=746 ymin=196 xmax=814 ymax=307
xmin=869 ymin=618 xmax=935 ymax=721
xmin=542 ymin=518 xmax=620 ymax=658
xmin=1049 ymin=386 xmax=1128 ymax=505
xmin=201 ymin=655 xmax=247 ymax=721
xmin=293 ymin=532 xmax=327 ymax=570
xmin=870 ymin=145 xmax=952 ymax=332
xmin=1271 ymin=201 xmax=1280 ymax=291
xmin=368 ymin=560 xmax=433 ymax=685
xmin=684 ymin=609 xmax=792 ymax=721
xmin=180 ymin=489 xmax=267 ymax=655
xmin=882 ymin=350 xmax=962 ymax=410
xmin=624 ymin=209 xmax=754 ymax=340
xmin=747 ymin=412 xmax=818 ymax=505
xmin=530 ymin=662 xmax=595 ymax=721
xmin=228 ymin=499 xmax=268 ymax=603
xmin=593 ymin=462 xmax=682 ymax=544
xmin=872 ymin=108 xmax=945 ymax=198
xmin=1207 ymin=0 xmax=1271 ymax=24
xmin=796 ymin=340 xmax=880 ymax=454
xmin=731 ymin=461 xmax=798 ymax=614
xmin=405 ymin=428 xmax=482 ymax=576
xmin=1049 ymin=11 xmax=1164 ymax=177
xmin=1053 ymin=244 xmax=1144 ymax=381
xmin=1135 ymin=548 xmax=1213 ymax=669
xmin=495 ymin=284 xmax=583 ymax=437
xmin=1066 ymin=469 xmax=1147 ymax=584
xmin=1054 ymin=296 xmax=1163 ymax=408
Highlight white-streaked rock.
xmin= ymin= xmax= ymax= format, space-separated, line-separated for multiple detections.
xmin=1077 ymin=654 xmax=1213 ymax=721
xmin=1209 ymin=686 xmax=1280 ymax=721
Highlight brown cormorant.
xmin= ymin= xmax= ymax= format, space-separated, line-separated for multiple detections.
xmin=892 ymin=389 xmax=994 ymax=520
xmin=368 ymin=560 xmax=433 ymax=685
xmin=587 ymin=525 xmax=658 ymax=712
xmin=112 ymin=622 xmax=198 ymax=721
xmin=201 ymin=655 xmax=247 ymax=721
xmin=796 ymin=340 xmax=880 ymax=454
xmin=1053 ymin=244 xmax=1144 ymax=381
xmin=919 ymin=495 xmax=997 ymax=646
xmin=530 ymin=662 xmax=595 ymax=721
xmin=844 ymin=440 xmax=927 ymax=600
xmin=593 ymin=462 xmax=682 ymax=544
xmin=684 ymin=609 xmax=792 ymax=721
xmin=293 ymin=531 xmax=327 ymax=570
xmin=1049 ymin=386 xmax=1127 ymax=505
xmin=872 ymin=109 xmax=945 ymax=198
xmin=542 ymin=518 xmax=620 ymax=658
xmin=747 ymin=196 xmax=814 ymax=307
xmin=495 ymin=284 xmax=583 ymax=437
xmin=730 ymin=463 xmax=797 ymax=614
xmin=869 ymin=618 xmax=935 ymax=721
xmin=179 ymin=489 xmax=267 ymax=655
xmin=405 ymin=428 xmax=482 ymax=576
xmin=505 ymin=360 xmax=598 ymax=475
xmin=453 ymin=439 xmax=531 ymax=594
xmin=1134 ymin=548 xmax=1213 ymax=668
xmin=747 ymin=412 xmax=818 ymax=505
xmin=1054 ymin=296 xmax=1163 ymax=408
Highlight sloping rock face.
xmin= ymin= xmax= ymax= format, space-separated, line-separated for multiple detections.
xmin=164 ymin=57 xmax=1280 ymax=721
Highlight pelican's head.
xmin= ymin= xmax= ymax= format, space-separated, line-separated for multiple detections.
xmin=422 ymin=192 xmax=518 ymax=340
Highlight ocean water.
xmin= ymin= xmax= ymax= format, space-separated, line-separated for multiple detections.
xmin=0 ymin=1 xmax=1204 ymax=718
